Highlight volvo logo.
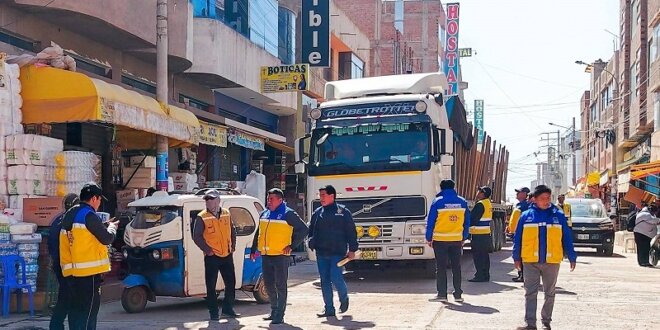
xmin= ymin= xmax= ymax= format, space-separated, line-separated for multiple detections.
xmin=581 ymin=227 xmax=586 ymax=232
xmin=362 ymin=204 xmax=373 ymax=213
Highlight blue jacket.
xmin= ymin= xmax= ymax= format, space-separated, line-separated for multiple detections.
xmin=48 ymin=212 xmax=65 ymax=274
xmin=512 ymin=203 xmax=577 ymax=263
xmin=425 ymin=189 xmax=470 ymax=242
xmin=309 ymin=203 xmax=359 ymax=257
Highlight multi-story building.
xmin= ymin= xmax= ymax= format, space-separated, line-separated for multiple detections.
xmin=649 ymin=1 xmax=660 ymax=160
xmin=334 ymin=0 xmax=445 ymax=76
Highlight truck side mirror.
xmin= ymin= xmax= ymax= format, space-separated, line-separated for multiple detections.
xmin=295 ymin=135 xmax=310 ymax=174
xmin=432 ymin=126 xmax=441 ymax=163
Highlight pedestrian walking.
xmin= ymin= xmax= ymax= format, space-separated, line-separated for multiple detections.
xmin=468 ymin=186 xmax=492 ymax=282
xmin=59 ymin=183 xmax=118 ymax=330
xmin=250 ymin=188 xmax=308 ymax=325
xmin=508 ymin=187 xmax=530 ymax=282
xmin=48 ymin=193 xmax=79 ymax=330
xmin=425 ymin=179 xmax=470 ymax=303
xmin=308 ymin=185 xmax=359 ymax=317
xmin=557 ymin=194 xmax=572 ymax=227
xmin=633 ymin=204 xmax=660 ymax=267
xmin=512 ymin=185 xmax=577 ymax=330
xmin=192 ymin=189 xmax=240 ymax=320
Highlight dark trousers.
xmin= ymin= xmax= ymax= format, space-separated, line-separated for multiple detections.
xmin=471 ymin=234 xmax=491 ymax=280
xmin=262 ymin=255 xmax=290 ymax=319
xmin=49 ymin=266 xmax=71 ymax=330
xmin=67 ymin=274 xmax=101 ymax=330
xmin=204 ymin=254 xmax=236 ymax=316
xmin=432 ymin=241 xmax=463 ymax=297
xmin=634 ymin=232 xmax=652 ymax=266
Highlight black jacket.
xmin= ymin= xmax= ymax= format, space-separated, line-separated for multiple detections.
xmin=308 ymin=203 xmax=359 ymax=257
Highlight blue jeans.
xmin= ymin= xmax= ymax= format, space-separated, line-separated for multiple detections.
xmin=316 ymin=255 xmax=349 ymax=312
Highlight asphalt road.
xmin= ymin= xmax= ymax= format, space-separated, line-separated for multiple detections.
xmin=3 ymin=243 xmax=659 ymax=330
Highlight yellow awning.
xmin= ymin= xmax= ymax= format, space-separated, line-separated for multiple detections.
xmin=586 ymin=171 xmax=600 ymax=186
xmin=19 ymin=65 xmax=199 ymax=148
xmin=266 ymin=140 xmax=294 ymax=154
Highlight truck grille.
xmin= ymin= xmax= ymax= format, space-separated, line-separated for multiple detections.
xmin=312 ymin=196 xmax=426 ymax=221
xmin=358 ymin=224 xmax=394 ymax=244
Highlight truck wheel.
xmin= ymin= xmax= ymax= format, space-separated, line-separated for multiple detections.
xmin=253 ymin=277 xmax=270 ymax=304
xmin=121 ymin=286 xmax=148 ymax=313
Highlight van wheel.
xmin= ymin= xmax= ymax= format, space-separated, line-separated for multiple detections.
xmin=121 ymin=286 xmax=148 ymax=313
xmin=253 ymin=277 xmax=270 ymax=304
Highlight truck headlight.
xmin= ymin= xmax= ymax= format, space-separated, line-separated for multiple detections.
xmin=410 ymin=224 xmax=426 ymax=235
xmin=368 ymin=226 xmax=381 ymax=238
xmin=152 ymin=249 xmax=161 ymax=260
xmin=356 ymin=226 xmax=364 ymax=238
xmin=415 ymin=101 xmax=427 ymax=113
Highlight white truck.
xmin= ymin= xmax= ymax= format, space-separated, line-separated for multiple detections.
xmin=294 ymin=73 xmax=509 ymax=275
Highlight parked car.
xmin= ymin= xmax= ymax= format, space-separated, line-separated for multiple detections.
xmin=566 ymin=198 xmax=615 ymax=256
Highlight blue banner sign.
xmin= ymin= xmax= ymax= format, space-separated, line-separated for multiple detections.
xmin=302 ymin=0 xmax=330 ymax=67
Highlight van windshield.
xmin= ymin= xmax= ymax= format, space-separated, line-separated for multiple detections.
xmin=569 ymin=201 xmax=606 ymax=218
xmin=133 ymin=206 xmax=182 ymax=229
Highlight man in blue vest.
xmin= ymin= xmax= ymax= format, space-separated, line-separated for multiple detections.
xmin=513 ymin=185 xmax=577 ymax=330
xmin=426 ymin=179 xmax=470 ymax=302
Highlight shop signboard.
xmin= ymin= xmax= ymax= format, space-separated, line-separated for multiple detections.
xmin=228 ymin=129 xmax=265 ymax=151
xmin=199 ymin=121 xmax=228 ymax=147
xmin=302 ymin=0 xmax=330 ymax=67
xmin=260 ymin=64 xmax=309 ymax=93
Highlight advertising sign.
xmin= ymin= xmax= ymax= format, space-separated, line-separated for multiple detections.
xmin=302 ymin=0 xmax=330 ymax=67
xmin=228 ymin=129 xmax=265 ymax=151
xmin=458 ymin=48 xmax=472 ymax=57
xmin=260 ymin=64 xmax=309 ymax=93
xmin=474 ymin=99 xmax=484 ymax=145
xmin=320 ymin=101 xmax=419 ymax=120
xmin=443 ymin=3 xmax=460 ymax=96
xmin=199 ymin=121 xmax=228 ymax=147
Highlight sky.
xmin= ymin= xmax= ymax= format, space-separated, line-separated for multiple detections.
xmin=454 ymin=0 xmax=620 ymax=201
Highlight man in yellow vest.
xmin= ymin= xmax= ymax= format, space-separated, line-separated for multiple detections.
xmin=250 ymin=188 xmax=308 ymax=324
xmin=469 ymin=186 xmax=493 ymax=282
xmin=509 ymin=187 xmax=531 ymax=282
xmin=557 ymin=194 xmax=572 ymax=227
xmin=192 ymin=189 xmax=240 ymax=320
xmin=425 ymin=179 xmax=470 ymax=302
xmin=59 ymin=182 xmax=117 ymax=330
xmin=513 ymin=185 xmax=577 ymax=330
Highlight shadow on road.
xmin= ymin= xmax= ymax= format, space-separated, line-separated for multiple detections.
xmin=576 ymin=250 xmax=626 ymax=258
xmin=321 ymin=315 xmax=377 ymax=329
xmin=442 ymin=301 xmax=499 ymax=315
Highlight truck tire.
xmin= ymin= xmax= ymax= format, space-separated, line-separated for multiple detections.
xmin=489 ymin=221 xmax=497 ymax=252
xmin=121 ymin=286 xmax=148 ymax=313
xmin=495 ymin=219 xmax=503 ymax=251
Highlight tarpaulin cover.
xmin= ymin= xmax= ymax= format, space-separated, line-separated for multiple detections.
xmin=445 ymin=96 xmax=474 ymax=149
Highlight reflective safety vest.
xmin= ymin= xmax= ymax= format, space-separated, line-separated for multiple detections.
xmin=198 ymin=209 xmax=233 ymax=257
xmin=470 ymin=199 xmax=492 ymax=235
xmin=560 ymin=202 xmax=572 ymax=227
xmin=433 ymin=208 xmax=466 ymax=242
xmin=520 ymin=210 xmax=565 ymax=264
xmin=258 ymin=204 xmax=293 ymax=256
xmin=59 ymin=205 xmax=110 ymax=277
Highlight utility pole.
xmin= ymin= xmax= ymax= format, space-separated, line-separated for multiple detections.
xmin=156 ymin=0 xmax=169 ymax=191
xmin=572 ymin=116 xmax=577 ymax=187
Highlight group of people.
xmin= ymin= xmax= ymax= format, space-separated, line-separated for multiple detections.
xmin=194 ymin=184 xmax=358 ymax=325
xmin=631 ymin=202 xmax=660 ymax=267
xmin=426 ymin=180 xmax=576 ymax=330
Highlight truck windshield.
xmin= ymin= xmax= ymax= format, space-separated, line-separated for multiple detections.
xmin=133 ymin=206 xmax=182 ymax=229
xmin=309 ymin=122 xmax=431 ymax=176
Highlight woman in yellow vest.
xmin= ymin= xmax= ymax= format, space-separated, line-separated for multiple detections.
xmin=192 ymin=189 xmax=240 ymax=320
xmin=512 ymin=185 xmax=577 ymax=330
xmin=557 ymin=194 xmax=572 ymax=227
xmin=469 ymin=186 xmax=493 ymax=282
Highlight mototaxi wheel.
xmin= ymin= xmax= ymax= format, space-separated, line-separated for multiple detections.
xmin=121 ymin=286 xmax=148 ymax=313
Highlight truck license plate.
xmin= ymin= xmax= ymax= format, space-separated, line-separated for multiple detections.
xmin=577 ymin=234 xmax=589 ymax=240
xmin=361 ymin=250 xmax=378 ymax=260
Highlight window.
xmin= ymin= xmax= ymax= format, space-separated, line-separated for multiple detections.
xmin=133 ymin=207 xmax=181 ymax=229
xmin=631 ymin=0 xmax=639 ymax=29
xmin=229 ymin=207 xmax=256 ymax=236
xmin=248 ymin=0 xmax=278 ymax=57
xmin=122 ymin=75 xmax=156 ymax=95
xmin=179 ymin=94 xmax=210 ymax=111
xmin=651 ymin=25 xmax=660 ymax=63
xmin=351 ymin=54 xmax=365 ymax=79
xmin=278 ymin=6 xmax=296 ymax=64
xmin=0 ymin=29 xmax=38 ymax=52
xmin=253 ymin=202 xmax=264 ymax=213
xmin=630 ymin=63 xmax=637 ymax=99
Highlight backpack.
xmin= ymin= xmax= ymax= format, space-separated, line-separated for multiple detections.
xmin=626 ymin=211 xmax=637 ymax=232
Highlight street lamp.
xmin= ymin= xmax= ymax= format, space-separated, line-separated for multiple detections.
xmin=549 ymin=121 xmax=577 ymax=187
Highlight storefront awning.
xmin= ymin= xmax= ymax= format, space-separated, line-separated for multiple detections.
xmin=19 ymin=65 xmax=200 ymax=148
xmin=586 ymin=171 xmax=600 ymax=186
xmin=630 ymin=160 xmax=660 ymax=180
xmin=266 ymin=140 xmax=294 ymax=154
xmin=618 ymin=169 xmax=631 ymax=193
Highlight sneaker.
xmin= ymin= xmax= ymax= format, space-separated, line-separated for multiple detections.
xmin=271 ymin=318 xmax=284 ymax=325
xmin=542 ymin=322 xmax=551 ymax=330
xmin=210 ymin=314 xmax=220 ymax=321
xmin=512 ymin=276 xmax=524 ymax=282
xmin=221 ymin=310 xmax=241 ymax=318
xmin=435 ymin=295 xmax=448 ymax=302
xmin=468 ymin=278 xmax=488 ymax=282
xmin=453 ymin=293 xmax=464 ymax=303
xmin=516 ymin=325 xmax=537 ymax=330
xmin=263 ymin=314 xmax=274 ymax=321
xmin=339 ymin=298 xmax=349 ymax=313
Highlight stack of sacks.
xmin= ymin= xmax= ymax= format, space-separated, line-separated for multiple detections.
xmin=5 ymin=135 xmax=64 ymax=200
xmin=0 ymin=61 xmax=24 ymax=137
xmin=47 ymin=151 xmax=99 ymax=196
xmin=11 ymin=223 xmax=40 ymax=293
